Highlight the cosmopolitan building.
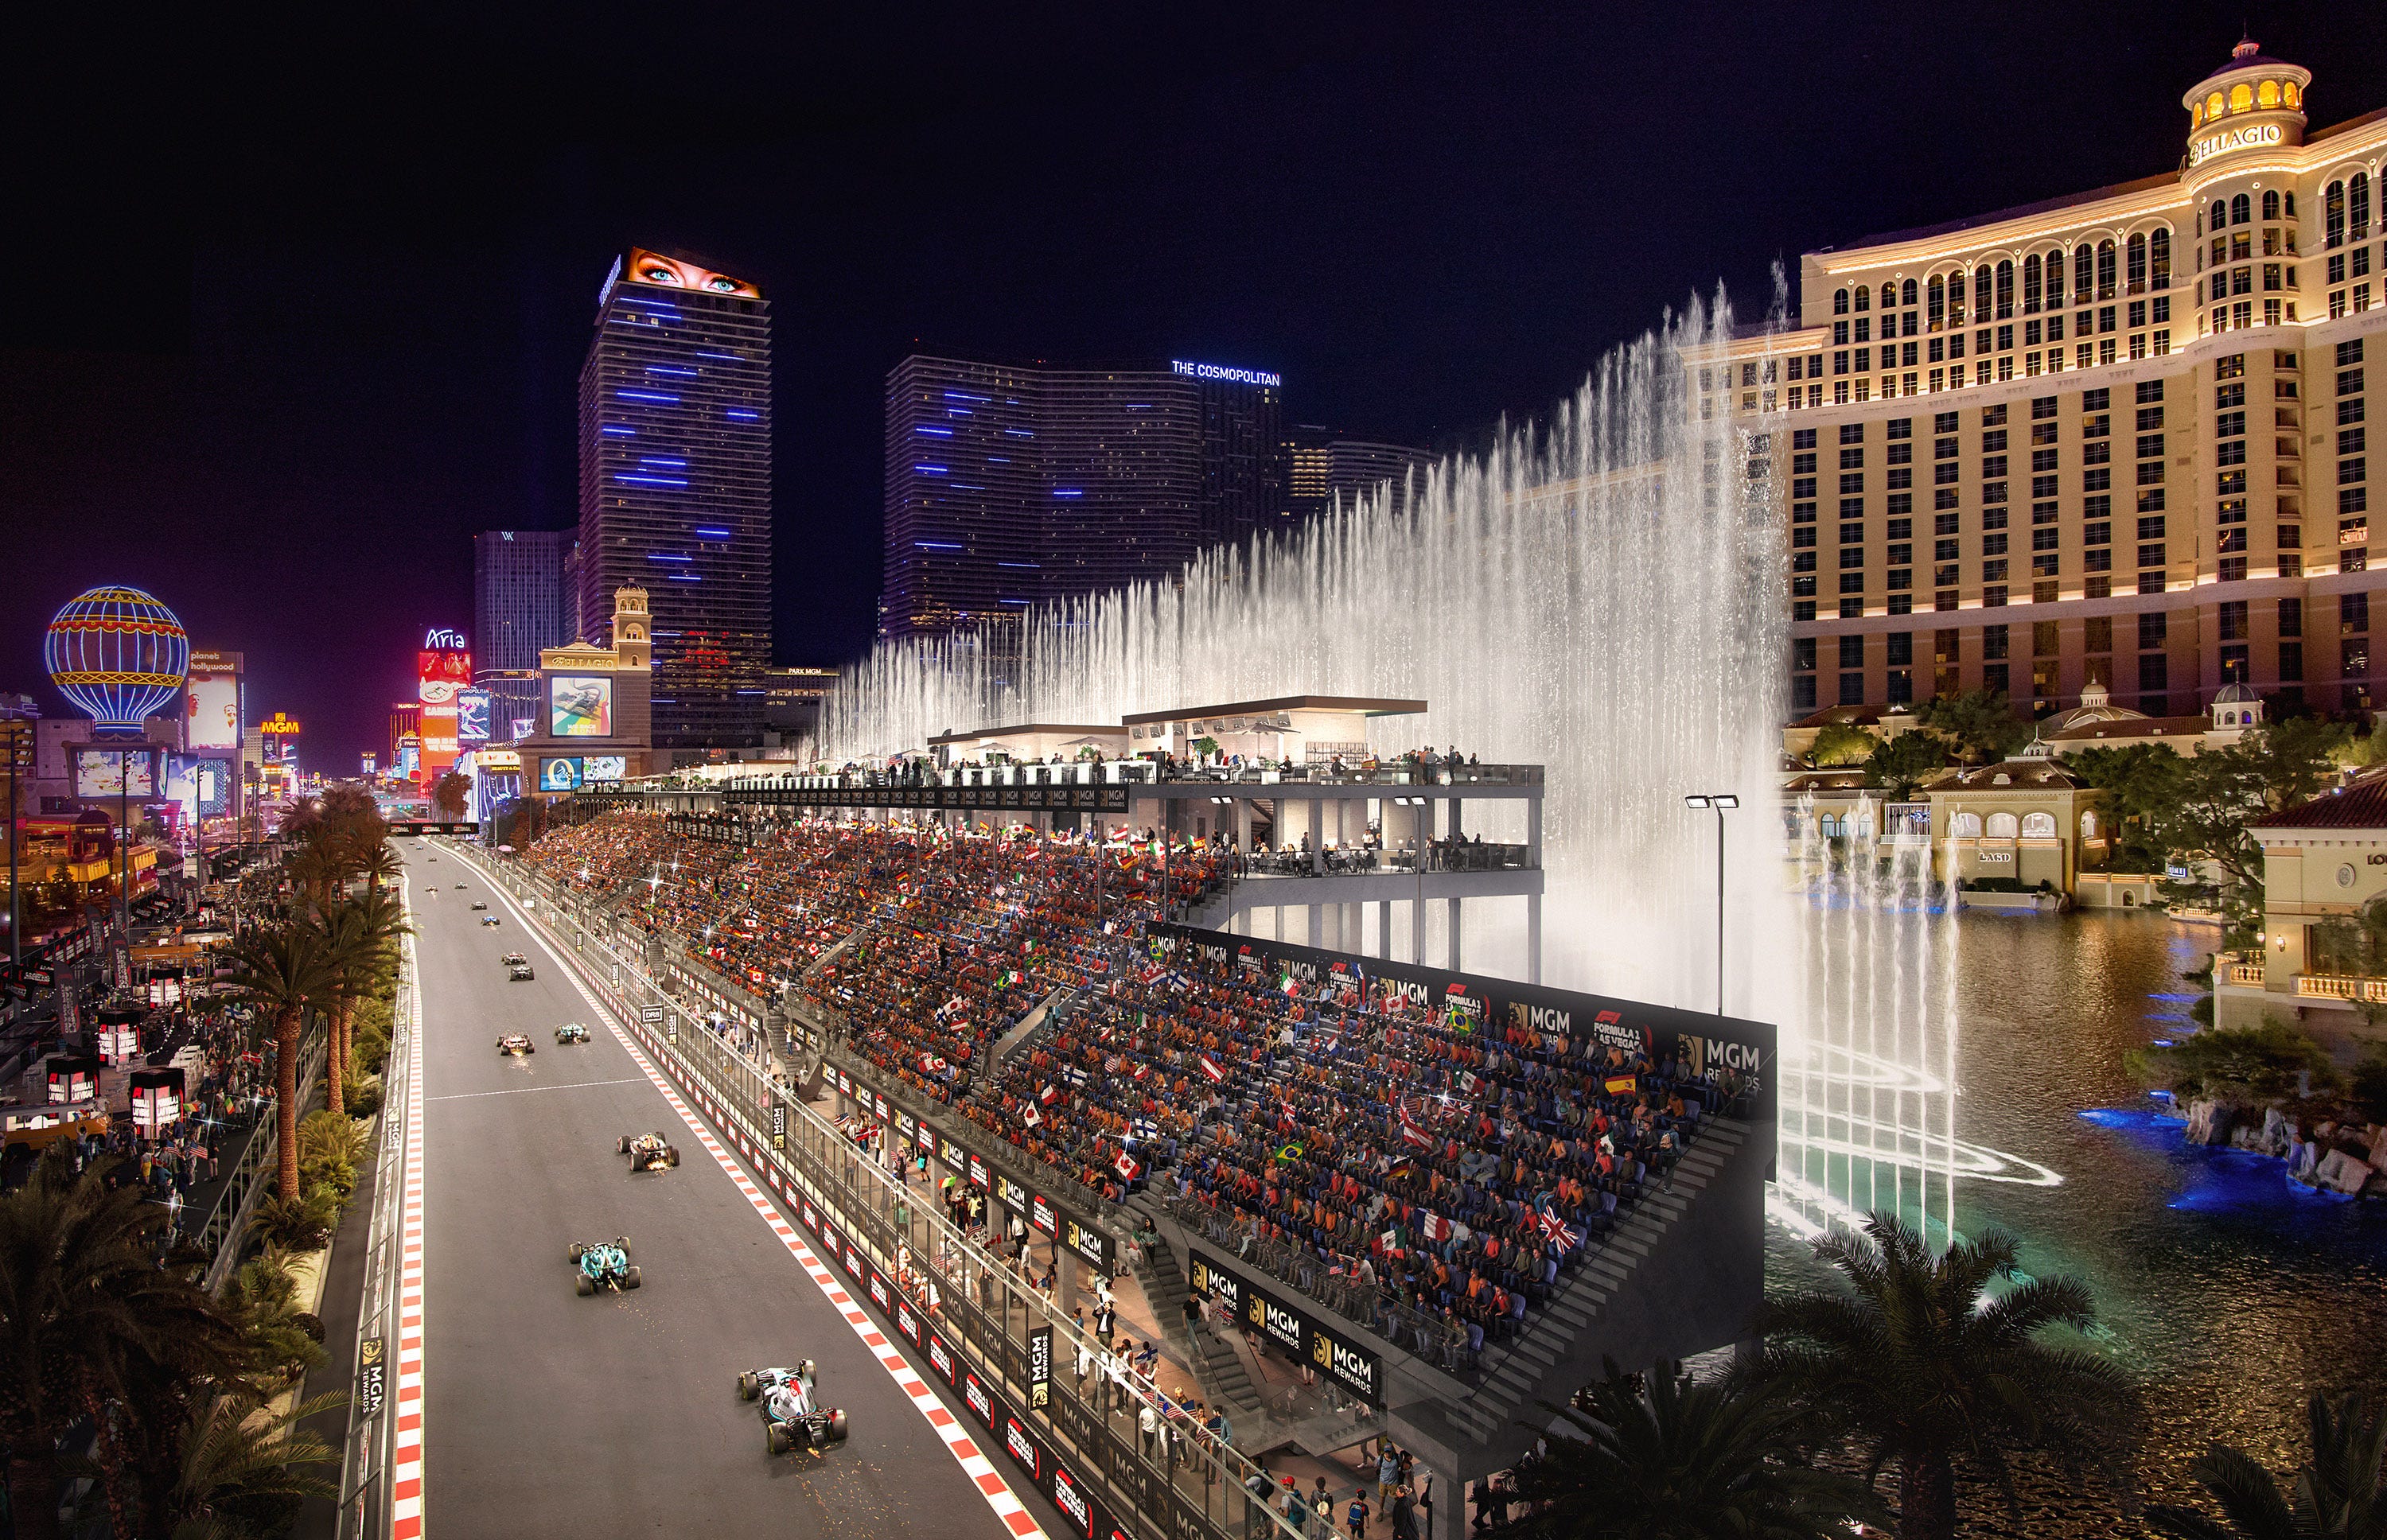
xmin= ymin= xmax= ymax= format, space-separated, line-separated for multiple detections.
xmin=577 ymin=247 xmax=773 ymax=751
xmin=1718 ymin=39 xmax=2385 ymax=719
xmin=880 ymin=355 xmax=1285 ymax=640
xmin=1286 ymin=424 xmax=1438 ymax=519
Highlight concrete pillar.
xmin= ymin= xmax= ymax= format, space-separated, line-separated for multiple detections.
xmin=1306 ymin=904 xmax=1321 ymax=948
xmin=1055 ymin=1242 xmax=1079 ymax=1315
xmin=1375 ymin=900 xmax=1390 ymax=959
xmin=1310 ymin=799 xmax=1325 ymax=875
xmin=1447 ymin=896 xmax=1463 ymax=972
xmin=1527 ymin=894 xmax=1543 ymax=984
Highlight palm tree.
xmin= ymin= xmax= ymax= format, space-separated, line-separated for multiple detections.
xmin=168 ymin=1390 xmax=345 ymax=1540
xmin=1754 ymin=1211 xmax=2139 ymax=1540
xmin=221 ymin=924 xmax=339 ymax=1199
xmin=310 ymin=907 xmax=375 ymax=1117
xmin=0 ymin=1154 xmax=244 ymax=1540
xmin=1506 ymin=1359 xmax=1889 ymax=1538
xmin=324 ymin=885 xmax=409 ymax=1110
xmin=2146 ymin=1392 xmax=2387 ymax=1539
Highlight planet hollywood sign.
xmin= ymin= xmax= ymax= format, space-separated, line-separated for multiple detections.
xmin=1148 ymin=921 xmax=1777 ymax=1118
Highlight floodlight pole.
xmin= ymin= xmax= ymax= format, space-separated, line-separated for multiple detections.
xmin=1684 ymin=793 xmax=1739 ymax=1016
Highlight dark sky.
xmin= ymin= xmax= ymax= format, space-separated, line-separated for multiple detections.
xmin=6 ymin=3 xmax=2385 ymax=768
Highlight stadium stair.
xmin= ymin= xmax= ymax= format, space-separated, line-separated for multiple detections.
xmin=993 ymin=986 xmax=1075 ymax=1063
xmin=1134 ymin=1228 xmax=1264 ymax=1421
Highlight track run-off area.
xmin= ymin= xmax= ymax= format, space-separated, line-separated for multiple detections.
xmin=397 ymin=839 xmax=1053 ymax=1540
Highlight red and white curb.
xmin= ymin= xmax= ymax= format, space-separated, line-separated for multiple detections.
xmin=497 ymin=862 xmax=1047 ymax=1540
xmin=392 ymin=918 xmax=429 ymax=1537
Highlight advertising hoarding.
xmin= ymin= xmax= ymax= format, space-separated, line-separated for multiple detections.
xmin=399 ymin=742 xmax=420 ymax=783
xmin=166 ymin=756 xmax=233 ymax=819
xmin=456 ymin=688 xmax=491 ymax=743
xmin=547 ymin=675 xmax=613 ymax=737
xmin=73 ymin=748 xmax=158 ymax=799
xmin=419 ymin=703 xmax=458 ymax=756
xmin=185 ymin=670 xmax=240 ymax=751
xmin=539 ymin=757 xmax=583 ymax=792
xmin=582 ymin=754 xmax=627 ymax=783
xmin=418 ymin=631 xmax=472 ymax=705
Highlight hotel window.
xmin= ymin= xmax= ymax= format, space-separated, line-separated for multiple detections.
xmin=2356 ymin=173 xmax=2374 ymax=240
xmin=2085 ymin=519 xmax=2112 ymax=546
xmin=2139 ymin=654 xmax=2167 ymax=693
xmin=2343 ymin=593 xmax=2369 ymax=636
xmin=2281 ymin=596 xmax=2303 ymax=637
xmin=2152 ymin=229 xmax=2173 ymax=289
xmin=1840 ymin=671 xmax=1865 ymax=705
xmin=1855 ymin=285 xmax=1871 ymax=312
xmin=1982 ymin=532 xmax=2008 ymax=556
xmin=1996 ymin=260 xmax=2015 ymax=319
xmin=2023 ymin=254 xmax=2045 ymax=313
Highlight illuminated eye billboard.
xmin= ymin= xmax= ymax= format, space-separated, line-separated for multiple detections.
xmin=547 ymin=675 xmax=614 ymax=737
xmin=539 ymin=757 xmax=584 ymax=791
xmin=74 ymin=747 xmax=159 ymax=799
xmin=582 ymin=754 xmax=627 ymax=783
xmin=456 ymin=688 xmax=492 ymax=744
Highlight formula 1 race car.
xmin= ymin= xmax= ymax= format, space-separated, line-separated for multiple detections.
xmin=569 ymin=1237 xmax=641 ymax=1295
xmin=471 ymin=901 xmax=487 ymax=911
xmin=742 ymin=1361 xmax=849 ymax=1456
xmin=500 ymin=952 xmax=528 ymax=966
xmin=555 ymin=1021 xmax=591 ymax=1045
xmin=508 ymin=962 xmax=535 ymax=980
xmin=483 ymin=916 xmax=504 ymax=929
xmin=497 ymin=1033 xmax=535 ymax=1056
xmin=618 ymin=1131 xmax=681 ymax=1172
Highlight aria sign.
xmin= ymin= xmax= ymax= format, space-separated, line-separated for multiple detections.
xmin=2189 ymin=121 xmax=2284 ymax=166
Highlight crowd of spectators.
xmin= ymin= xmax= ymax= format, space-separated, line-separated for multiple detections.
xmin=520 ymin=809 xmax=1746 ymax=1344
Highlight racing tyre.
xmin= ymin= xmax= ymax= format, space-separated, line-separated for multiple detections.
xmin=767 ymin=1424 xmax=791 ymax=1456
xmin=617 ymin=1135 xmax=630 ymax=1153
xmin=623 ymin=1266 xmax=641 ymax=1289
xmin=738 ymin=1373 xmax=759 ymax=1400
xmin=569 ymin=1243 xmax=586 ymax=1262
xmin=666 ymin=1147 xmax=681 ymax=1168
xmin=827 ymin=1409 xmax=849 ymax=1444
xmin=576 ymin=1274 xmax=594 ymax=1297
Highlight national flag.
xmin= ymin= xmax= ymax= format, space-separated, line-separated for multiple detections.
xmin=1038 ymin=1083 xmax=1061 ymax=1106
xmin=920 ymin=1054 xmax=948 ymax=1075
xmin=1274 ymin=1142 xmax=1303 ymax=1163
xmin=1419 ymin=1211 xmax=1452 ymax=1242
xmin=1604 ymin=1074 xmax=1637 ymax=1095
xmin=1197 ymin=1055 xmax=1227 ymax=1083
xmin=1022 ymin=1104 xmax=1043 ymax=1128
xmin=1132 ymin=1064 xmax=1151 ymax=1082
xmin=1458 ymin=1069 xmax=1478 ymax=1095
xmin=1114 ymin=1151 xmax=1143 ymax=1182
xmin=1397 ymin=1111 xmax=1433 ymax=1149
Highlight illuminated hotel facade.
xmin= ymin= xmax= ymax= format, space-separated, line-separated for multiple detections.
xmin=1719 ymin=40 xmax=2387 ymax=720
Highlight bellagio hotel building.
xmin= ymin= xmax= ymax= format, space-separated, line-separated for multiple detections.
xmin=1718 ymin=38 xmax=2387 ymax=721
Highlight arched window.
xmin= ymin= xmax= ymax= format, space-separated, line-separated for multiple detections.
xmin=2229 ymin=83 xmax=2252 ymax=112
xmin=1854 ymin=284 xmax=1871 ymax=312
xmin=1996 ymin=259 xmax=2015 ymax=319
xmin=2151 ymin=228 xmax=2171 ymax=288
xmin=1901 ymin=278 xmax=1918 ymax=307
xmin=1834 ymin=287 xmax=1851 ymax=316
xmin=1820 ymin=814 xmax=1840 ymax=839
xmin=2261 ymin=189 xmax=2280 ymax=221
xmin=1927 ymin=274 xmax=1945 ymax=329
xmin=1985 ymin=811 xmax=2019 ymax=839
xmin=2126 ymin=234 xmax=2147 ymax=294
xmin=2327 ymin=180 xmax=2346 ymax=249
xmin=2081 ymin=811 xmax=2100 ymax=841
xmin=2020 ymin=811 xmax=2057 ymax=839
xmin=2022 ymin=254 xmax=2043 ymax=313
xmin=2285 ymin=80 xmax=2301 ymax=108
xmin=1949 ymin=812 xmax=1982 ymax=838
xmin=2230 ymin=192 xmax=2251 ymax=228
xmin=2354 ymin=172 xmax=2373 ymax=241
xmin=1974 ymin=266 xmax=1993 ymax=320
xmin=2097 ymin=239 xmax=2116 ymax=301
xmin=2074 ymin=245 xmax=2094 ymax=305
xmin=2258 ymin=80 xmax=2280 ymax=108
xmin=2206 ymin=90 xmax=2224 ymax=120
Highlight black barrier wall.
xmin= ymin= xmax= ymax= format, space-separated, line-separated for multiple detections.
xmin=1146 ymin=923 xmax=1778 ymax=1120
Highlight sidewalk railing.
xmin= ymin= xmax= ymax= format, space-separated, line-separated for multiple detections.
xmin=470 ymin=845 xmax=1303 ymax=1540
xmin=199 ymin=1023 xmax=329 ymax=1295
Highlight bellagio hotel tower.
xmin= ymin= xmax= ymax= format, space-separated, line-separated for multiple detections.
xmin=1719 ymin=38 xmax=2387 ymax=721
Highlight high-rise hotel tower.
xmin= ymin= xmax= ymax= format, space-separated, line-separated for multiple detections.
xmin=1716 ymin=39 xmax=2387 ymax=720
xmin=577 ymin=247 xmax=772 ymax=750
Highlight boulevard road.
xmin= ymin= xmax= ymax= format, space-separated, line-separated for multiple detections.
xmin=403 ymin=842 xmax=1044 ymax=1539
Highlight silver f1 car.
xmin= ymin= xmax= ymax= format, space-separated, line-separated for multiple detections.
xmin=569 ymin=1237 xmax=641 ymax=1295
xmin=740 ymin=1360 xmax=849 ymax=1455
xmin=555 ymin=1021 xmax=592 ymax=1044
xmin=619 ymin=1130 xmax=681 ymax=1172
xmin=497 ymin=1033 xmax=535 ymax=1056
xmin=509 ymin=962 xmax=534 ymax=980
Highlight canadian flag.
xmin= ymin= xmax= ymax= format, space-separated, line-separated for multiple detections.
xmin=1114 ymin=1151 xmax=1143 ymax=1182
xmin=921 ymin=1054 xmax=948 ymax=1075
xmin=1198 ymin=1055 xmax=1227 ymax=1083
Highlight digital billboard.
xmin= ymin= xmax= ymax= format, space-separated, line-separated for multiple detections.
xmin=456 ymin=688 xmax=491 ymax=744
xmin=399 ymin=742 xmax=420 ymax=783
xmin=582 ymin=754 xmax=627 ymax=783
xmin=418 ymin=629 xmax=472 ymax=705
xmin=548 ymin=675 xmax=613 ymax=737
xmin=73 ymin=748 xmax=158 ymax=799
xmin=623 ymin=248 xmax=761 ymax=298
xmin=420 ymin=704 xmax=458 ymax=757
xmin=185 ymin=671 xmax=240 ymax=752
xmin=510 ymin=716 xmax=535 ymax=742
xmin=166 ymin=756 xmax=233 ymax=819
xmin=539 ymin=757 xmax=583 ymax=791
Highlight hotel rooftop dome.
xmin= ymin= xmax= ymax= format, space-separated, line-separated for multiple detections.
xmin=2183 ymin=36 xmax=2312 ymax=167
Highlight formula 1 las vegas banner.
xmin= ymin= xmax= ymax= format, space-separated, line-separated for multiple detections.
xmin=1145 ymin=923 xmax=1776 ymax=1120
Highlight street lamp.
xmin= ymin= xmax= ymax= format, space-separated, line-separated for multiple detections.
xmin=1683 ymin=793 xmax=1740 ymax=1017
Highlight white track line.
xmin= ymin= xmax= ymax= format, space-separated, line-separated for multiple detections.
xmin=482 ymin=857 xmax=1048 ymax=1540
xmin=426 ymin=1077 xmax=644 ymax=1102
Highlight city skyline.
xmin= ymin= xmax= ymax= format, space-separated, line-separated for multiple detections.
xmin=8 ymin=9 xmax=2387 ymax=767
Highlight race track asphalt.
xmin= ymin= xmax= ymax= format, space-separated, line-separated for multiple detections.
xmin=403 ymin=843 xmax=1038 ymax=1540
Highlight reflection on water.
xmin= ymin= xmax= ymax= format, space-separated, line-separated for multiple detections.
xmin=1776 ymin=908 xmax=2387 ymax=1519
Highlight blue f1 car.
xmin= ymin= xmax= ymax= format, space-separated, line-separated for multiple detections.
xmin=738 ymin=1360 xmax=850 ymax=1454
xmin=569 ymin=1237 xmax=641 ymax=1295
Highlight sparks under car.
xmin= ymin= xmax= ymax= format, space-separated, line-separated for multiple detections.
xmin=497 ymin=1033 xmax=535 ymax=1056
xmin=741 ymin=1361 xmax=849 ymax=1455
xmin=618 ymin=1131 xmax=681 ymax=1172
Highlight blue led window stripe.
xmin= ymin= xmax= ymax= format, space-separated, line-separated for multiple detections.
xmin=647 ymin=366 xmax=698 ymax=377
xmin=640 ymin=457 xmax=688 ymax=467
xmin=726 ymin=409 xmax=759 ymax=420
xmin=1053 ymin=489 xmax=1084 ymax=498
xmin=914 ymin=465 xmax=949 ymax=473
xmin=1005 ymin=429 xmax=1034 ymax=438
xmin=694 ymin=527 xmax=733 ymax=539
xmin=600 ymin=426 xmax=637 ymax=436
xmin=646 ymin=553 xmax=695 ymax=562
xmin=943 ymin=391 xmax=991 ymax=402
xmin=617 ymin=390 xmax=678 ymax=403
xmin=668 ymin=574 xmax=702 ymax=581
xmin=916 ymin=426 xmax=953 ymax=436
xmin=998 ymin=562 xmax=1042 ymax=569
xmin=614 ymin=475 xmax=687 ymax=487
xmin=916 ymin=541 xmax=964 ymax=550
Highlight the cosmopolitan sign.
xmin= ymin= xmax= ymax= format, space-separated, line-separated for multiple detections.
xmin=1171 ymin=359 xmax=1281 ymax=388
xmin=2190 ymin=121 xmax=2284 ymax=165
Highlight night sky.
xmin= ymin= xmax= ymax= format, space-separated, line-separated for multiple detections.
xmin=6 ymin=4 xmax=2385 ymax=768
